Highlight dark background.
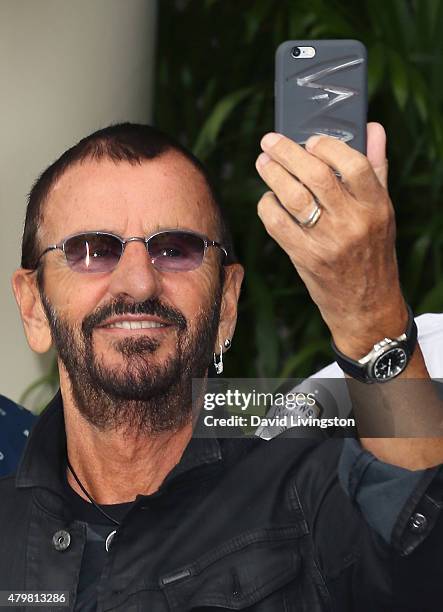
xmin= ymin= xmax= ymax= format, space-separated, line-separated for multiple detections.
xmin=154 ymin=0 xmax=443 ymax=379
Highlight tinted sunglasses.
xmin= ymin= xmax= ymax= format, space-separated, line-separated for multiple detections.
xmin=36 ymin=230 xmax=228 ymax=274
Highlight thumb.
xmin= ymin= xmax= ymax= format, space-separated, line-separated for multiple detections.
xmin=367 ymin=122 xmax=388 ymax=188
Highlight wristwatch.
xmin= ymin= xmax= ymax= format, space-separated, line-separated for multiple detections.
xmin=331 ymin=305 xmax=417 ymax=383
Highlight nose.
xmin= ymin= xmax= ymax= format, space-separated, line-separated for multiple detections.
xmin=107 ymin=240 xmax=161 ymax=302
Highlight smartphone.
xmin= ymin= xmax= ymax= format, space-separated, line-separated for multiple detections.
xmin=275 ymin=40 xmax=367 ymax=154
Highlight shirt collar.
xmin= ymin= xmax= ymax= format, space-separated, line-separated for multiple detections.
xmin=15 ymin=390 xmax=222 ymax=494
xmin=16 ymin=391 xmax=66 ymax=492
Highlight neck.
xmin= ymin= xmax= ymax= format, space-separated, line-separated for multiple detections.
xmin=61 ymin=379 xmax=193 ymax=505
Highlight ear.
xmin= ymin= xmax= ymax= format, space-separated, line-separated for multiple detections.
xmin=214 ymin=263 xmax=244 ymax=353
xmin=11 ymin=269 xmax=52 ymax=353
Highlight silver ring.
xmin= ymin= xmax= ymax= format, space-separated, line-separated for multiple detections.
xmin=297 ymin=201 xmax=322 ymax=228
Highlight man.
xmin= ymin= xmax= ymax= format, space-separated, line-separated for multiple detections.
xmin=0 ymin=395 xmax=36 ymax=477
xmin=3 ymin=122 xmax=443 ymax=611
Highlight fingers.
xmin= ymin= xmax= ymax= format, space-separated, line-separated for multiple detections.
xmin=366 ymin=122 xmax=388 ymax=188
xmin=255 ymin=152 xmax=328 ymax=226
xmin=304 ymin=134 xmax=385 ymax=203
xmin=260 ymin=133 xmax=347 ymax=209
xmin=256 ymin=191 xmax=308 ymax=255
xmin=259 ymin=127 xmax=389 ymax=209
xmin=254 ymin=125 xmax=401 ymax=355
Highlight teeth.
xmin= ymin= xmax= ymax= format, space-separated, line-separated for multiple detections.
xmin=105 ymin=321 xmax=167 ymax=330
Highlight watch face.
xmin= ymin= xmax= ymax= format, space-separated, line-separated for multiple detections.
xmin=372 ymin=347 xmax=408 ymax=381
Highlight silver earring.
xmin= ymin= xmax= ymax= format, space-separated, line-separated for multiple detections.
xmin=213 ymin=344 xmax=224 ymax=375
xmin=224 ymin=338 xmax=231 ymax=350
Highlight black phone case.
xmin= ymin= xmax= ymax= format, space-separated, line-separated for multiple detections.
xmin=275 ymin=40 xmax=367 ymax=153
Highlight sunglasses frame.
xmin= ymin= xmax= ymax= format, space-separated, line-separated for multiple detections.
xmin=35 ymin=229 xmax=228 ymax=273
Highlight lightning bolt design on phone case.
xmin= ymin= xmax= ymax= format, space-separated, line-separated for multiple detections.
xmin=275 ymin=40 xmax=368 ymax=153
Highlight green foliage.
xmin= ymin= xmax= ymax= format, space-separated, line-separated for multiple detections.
xmin=155 ymin=0 xmax=443 ymax=378
xmin=20 ymin=354 xmax=59 ymax=411
xmin=23 ymin=0 xmax=443 ymax=408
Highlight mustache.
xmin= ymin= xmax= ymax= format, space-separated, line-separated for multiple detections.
xmin=82 ymin=297 xmax=187 ymax=337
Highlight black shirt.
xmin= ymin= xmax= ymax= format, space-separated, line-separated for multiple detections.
xmin=62 ymin=468 xmax=133 ymax=611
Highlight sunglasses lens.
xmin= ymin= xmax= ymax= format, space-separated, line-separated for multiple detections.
xmin=64 ymin=234 xmax=122 ymax=273
xmin=148 ymin=232 xmax=205 ymax=271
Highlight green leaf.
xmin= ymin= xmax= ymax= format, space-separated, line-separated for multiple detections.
xmin=244 ymin=0 xmax=274 ymax=43
xmin=410 ymin=69 xmax=428 ymax=121
xmin=192 ymin=87 xmax=254 ymax=159
xmin=368 ymin=42 xmax=386 ymax=99
xmin=19 ymin=359 xmax=59 ymax=413
xmin=417 ymin=280 xmax=443 ymax=313
xmin=279 ymin=340 xmax=331 ymax=379
xmin=403 ymin=234 xmax=431 ymax=299
xmin=389 ymin=50 xmax=409 ymax=109
xmin=247 ymin=271 xmax=280 ymax=377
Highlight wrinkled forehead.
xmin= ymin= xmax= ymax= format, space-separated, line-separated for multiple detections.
xmin=40 ymin=151 xmax=219 ymax=243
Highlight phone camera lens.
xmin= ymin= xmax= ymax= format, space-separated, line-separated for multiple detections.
xmin=291 ymin=46 xmax=301 ymax=58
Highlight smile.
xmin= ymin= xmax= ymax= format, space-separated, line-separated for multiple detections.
xmin=102 ymin=321 xmax=169 ymax=330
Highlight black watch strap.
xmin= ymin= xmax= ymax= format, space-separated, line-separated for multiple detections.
xmin=331 ymin=305 xmax=417 ymax=382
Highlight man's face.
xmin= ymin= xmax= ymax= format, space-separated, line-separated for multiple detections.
xmin=32 ymin=151 xmax=237 ymax=434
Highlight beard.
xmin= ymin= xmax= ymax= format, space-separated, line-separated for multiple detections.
xmin=40 ymin=284 xmax=223 ymax=436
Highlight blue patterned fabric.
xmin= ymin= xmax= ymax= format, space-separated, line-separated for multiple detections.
xmin=0 ymin=395 xmax=37 ymax=477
